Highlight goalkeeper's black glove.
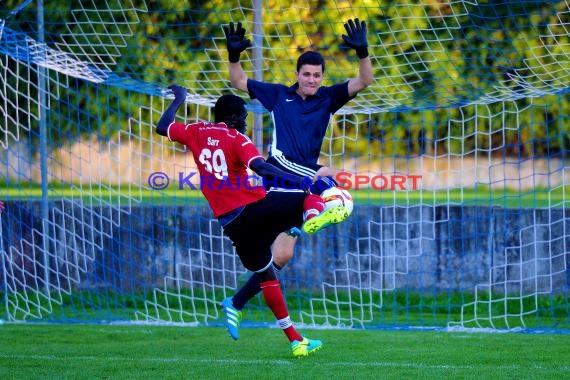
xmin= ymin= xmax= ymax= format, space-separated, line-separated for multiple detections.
xmin=223 ymin=22 xmax=251 ymax=63
xmin=342 ymin=18 xmax=369 ymax=59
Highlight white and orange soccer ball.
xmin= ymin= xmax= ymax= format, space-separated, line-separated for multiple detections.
xmin=320 ymin=186 xmax=354 ymax=216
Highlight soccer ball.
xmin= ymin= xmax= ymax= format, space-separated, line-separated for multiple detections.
xmin=321 ymin=186 xmax=353 ymax=215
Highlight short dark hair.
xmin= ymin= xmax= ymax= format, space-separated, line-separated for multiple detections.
xmin=296 ymin=51 xmax=325 ymax=73
xmin=214 ymin=94 xmax=246 ymax=123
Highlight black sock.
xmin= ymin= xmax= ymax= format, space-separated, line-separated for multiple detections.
xmin=232 ymin=263 xmax=283 ymax=310
xmin=232 ymin=273 xmax=260 ymax=310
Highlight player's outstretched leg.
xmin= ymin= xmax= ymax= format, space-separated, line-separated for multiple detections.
xmin=302 ymin=205 xmax=350 ymax=234
xmin=291 ymin=336 xmax=323 ymax=358
xmin=221 ymin=297 xmax=242 ymax=340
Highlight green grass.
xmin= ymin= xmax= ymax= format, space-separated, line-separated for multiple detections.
xmin=1 ymin=184 xmax=568 ymax=208
xmin=3 ymin=288 xmax=569 ymax=331
xmin=0 ymin=324 xmax=569 ymax=379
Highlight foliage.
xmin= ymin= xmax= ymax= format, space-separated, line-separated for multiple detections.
xmin=0 ymin=0 xmax=569 ymax=156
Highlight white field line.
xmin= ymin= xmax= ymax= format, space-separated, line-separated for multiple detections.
xmin=0 ymin=354 xmax=569 ymax=371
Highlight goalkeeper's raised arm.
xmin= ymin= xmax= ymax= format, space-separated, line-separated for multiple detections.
xmin=342 ymin=18 xmax=373 ymax=96
xmin=223 ymin=22 xmax=250 ymax=92
xmin=223 ymin=19 xmax=372 ymax=94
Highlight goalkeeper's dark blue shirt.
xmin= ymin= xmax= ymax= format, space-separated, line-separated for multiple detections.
xmin=247 ymin=80 xmax=354 ymax=164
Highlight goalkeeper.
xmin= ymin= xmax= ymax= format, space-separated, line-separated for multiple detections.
xmin=221 ymin=18 xmax=373 ymax=338
xmin=155 ymin=84 xmax=348 ymax=357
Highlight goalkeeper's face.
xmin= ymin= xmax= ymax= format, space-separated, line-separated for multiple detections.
xmin=296 ymin=64 xmax=323 ymax=98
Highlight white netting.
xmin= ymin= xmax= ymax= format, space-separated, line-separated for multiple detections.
xmin=1 ymin=0 xmax=569 ymax=331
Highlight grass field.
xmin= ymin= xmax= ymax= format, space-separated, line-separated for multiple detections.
xmin=0 ymin=324 xmax=569 ymax=379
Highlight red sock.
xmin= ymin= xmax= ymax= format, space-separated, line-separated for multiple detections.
xmin=303 ymin=194 xmax=325 ymax=221
xmin=260 ymin=279 xmax=303 ymax=342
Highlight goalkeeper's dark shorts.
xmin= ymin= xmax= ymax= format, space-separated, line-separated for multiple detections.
xmin=222 ymin=189 xmax=306 ymax=273
xmin=265 ymin=155 xmax=337 ymax=195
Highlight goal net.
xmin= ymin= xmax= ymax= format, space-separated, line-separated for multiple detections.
xmin=1 ymin=0 xmax=569 ymax=331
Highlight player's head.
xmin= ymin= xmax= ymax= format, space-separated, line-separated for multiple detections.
xmin=295 ymin=51 xmax=325 ymax=98
xmin=214 ymin=94 xmax=248 ymax=134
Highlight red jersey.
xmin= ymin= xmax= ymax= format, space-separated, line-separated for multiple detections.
xmin=168 ymin=121 xmax=266 ymax=217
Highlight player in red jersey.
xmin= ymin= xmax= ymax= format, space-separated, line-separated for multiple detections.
xmin=156 ymin=85 xmax=348 ymax=357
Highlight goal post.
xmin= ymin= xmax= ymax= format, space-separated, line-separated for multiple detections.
xmin=0 ymin=0 xmax=569 ymax=332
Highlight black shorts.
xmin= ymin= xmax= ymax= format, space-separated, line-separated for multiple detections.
xmin=222 ymin=189 xmax=306 ymax=272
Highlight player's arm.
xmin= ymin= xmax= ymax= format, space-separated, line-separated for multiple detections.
xmin=156 ymin=85 xmax=187 ymax=137
xmin=229 ymin=62 xmax=249 ymax=92
xmin=343 ymin=18 xmax=374 ymax=96
xmin=224 ymin=22 xmax=251 ymax=92
xmin=347 ymin=56 xmax=373 ymax=96
xmin=249 ymin=158 xmax=311 ymax=192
